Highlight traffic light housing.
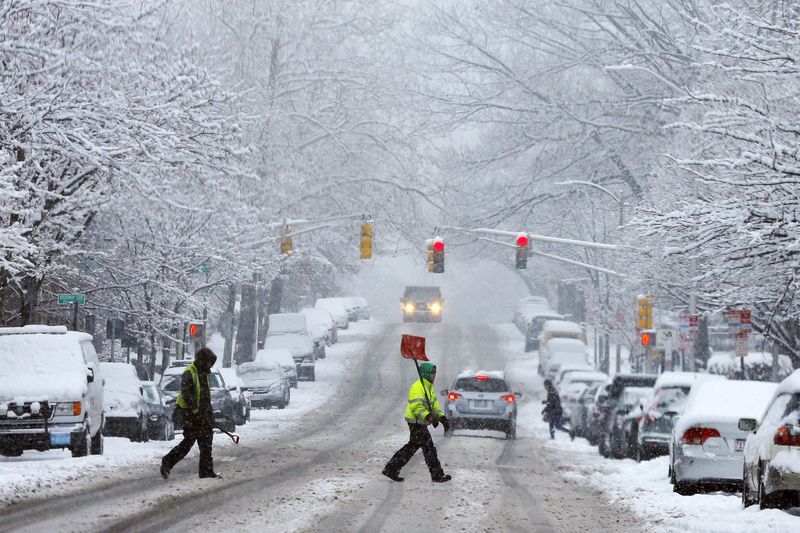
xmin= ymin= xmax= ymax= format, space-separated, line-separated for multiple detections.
xmin=426 ymin=237 xmax=445 ymax=273
xmin=280 ymin=224 xmax=293 ymax=255
xmin=188 ymin=321 xmax=205 ymax=348
xmin=515 ymin=233 xmax=529 ymax=269
xmin=636 ymin=295 xmax=653 ymax=330
xmin=360 ymin=221 xmax=373 ymax=259
xmin=640 ymin=329 xmax=656 ymax=347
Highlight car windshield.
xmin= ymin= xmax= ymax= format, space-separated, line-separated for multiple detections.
xmin=622 ymin=387 xmax=652 ymax=407
xmin=454 ymin=377 xmax=508 ymax=393
xmin=404 ymin=287 xmax=440 ymax=299
xmin=239 ymin=366 xmax=280 ymax=381
xmin=142 ymin=385 xmax=159 ymax=404
xmin=651 ymin=386 xmax=691 ymax=414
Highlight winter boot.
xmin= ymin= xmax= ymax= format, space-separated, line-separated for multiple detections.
xmin=160 ymin=461 xmax=170 ymax=480
xmin=381 ymin=468 xmax=404 ymax=482
xmin=432 ymin=474 xmax=452 ymax=483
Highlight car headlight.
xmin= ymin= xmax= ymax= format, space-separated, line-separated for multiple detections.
xmin=403 ymin=302 xmax=415 ymax=313
xmin=429 ymin=302 xmax=442 ymax=314
xmin=149 ymin=414 xmax=160 ymax=421
xmin=54 ymin=402 xmax=82 ymax=416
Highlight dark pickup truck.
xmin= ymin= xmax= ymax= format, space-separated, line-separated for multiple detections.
xmin=401 ymin=286 xmax=443 ymax=323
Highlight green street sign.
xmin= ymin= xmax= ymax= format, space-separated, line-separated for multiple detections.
xmin=58 ymin=293 xmax=86 ymax=305
xmin=198 ymin=265 xmax=212 ymax=274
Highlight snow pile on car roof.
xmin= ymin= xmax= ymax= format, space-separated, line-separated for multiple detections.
xmin=100 ymin=362 xmax=142 ymax=417
xmin=675 ymin=380 xmax=777 ymax=438
xmin=256 ymin=348 xmax=295 ymax=366
xmin=0 ymin=330 xmax=89 ymax=402
xmin=457 ymin=369 xmax=505 ymax=379
xmin=543 ymin=338 xmax=587 ymax=352
xmin=653 ymin=371 xmax=725 ymax=389
xmin=776 ymin=369 xmax=800 ymax=395
xmin=268 ymin=313 xmax=307 ymax=334
xmin=542 ymin=320 xmax=583 ymax=333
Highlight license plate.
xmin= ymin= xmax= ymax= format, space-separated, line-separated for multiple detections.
xmin=50 ymin=433 xmax=71 ymax=446
xmin=735 ymin=439 xmax=746 ymax=452
xmin=472 ymin=400 xmax=490 ymax=409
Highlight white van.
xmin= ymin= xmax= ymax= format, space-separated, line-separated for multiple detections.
xmin=0 ymin=326 xmax=104 ymax=457
xmin=539 ymin=320 xmax=585 ymax=346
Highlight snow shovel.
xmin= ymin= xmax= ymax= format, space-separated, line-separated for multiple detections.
xmin=400 ymin=334 xmax=437 ymax=427
xmin=217 ymin=427 xmax=240 ymax=444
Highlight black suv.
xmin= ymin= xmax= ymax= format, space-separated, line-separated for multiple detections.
xmin=597 ymin=373 xmax=657 ymax=459
xmin=401 ymin=286 xmax=443 ymax=323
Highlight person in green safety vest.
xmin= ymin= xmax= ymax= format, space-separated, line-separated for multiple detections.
xmin=382 ymin=362 xmax=451 ymax=483
xmin=160 ymin=348 xmax=220 ymax=479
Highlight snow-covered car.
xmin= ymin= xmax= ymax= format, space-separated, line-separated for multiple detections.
xmin=539 ymin=319 xmax=585 ymax=349
xmin=270 ymin=312 xmax=325 ymax=360
xmin=605 ymin=386 xmax=653 ymax=459
xmin=343 ymin=296 xmax=370 ymax=320
xmin=513 ymin=296 xmax=553 ymax=333
xmin=300 ymin=307 xmax=337 ymax=345
xmin=141 ymin=381 xmax=175 ymax=441
xmin=742 ymin=370 xmax=800 ymax=509
xmin=540 ymin=337 xmax=590 ymax=378
xmin=158 ymin=363 xmax=236 ymax=432
xmin=256 ymin=348 xmax=298 ymax=388
xmin=571 ymin=382 xmax=604 ymax=440
xmin=314 ymin=298 xmax=350 ymax=330
xmin=238 ymin=362 xmax=290 ymax=409
xmin=559 ymin=370 xmax=607 ymax=419
xmin=669 ymin=379 xmax=777 ymax=495
xmin=265 ymin=316 xmax=316 ymax=381
xmin=551 ymin=364 xmax=595 ymax=391
xmin=335 ymin=297 xmax=359 ymax=322
xmin=400 ymin=286 xmax=443 ymax=323
xmin=218 ymin=367 xmax=251 ymax=426
xmin=100 ymin=362 xmax=149 ymax=442
xmin=586 ymin=384 xmax=610 ymax=445
xmin=598 ymin=373 xmax=657 ymax=458
xmin=441 ymin=370 xmax=520 ymax=439
xmin=524 ymin=311 xmax=565 ymax=352
xmin=636 ymin=372 xmax=726 ymax=461
xmin=617 ymin=387 xmax=656 ymax=459
xmin=0 ymin=326 xmax=105 ymax=457
xmin=560 ymin=382 xmax=588 ymax=422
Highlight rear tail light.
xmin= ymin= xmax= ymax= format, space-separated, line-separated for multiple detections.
xmin=501 ymin=394 xmax=515 ymax=404
xmin=681 ymin=427 xmax=721 ymax=445
xmin=774 ymin=424 xmax=800 ymax=446
xmin=475 ymin=375 xmax=489 ymax=381
xmin=448 ymin=392 xmax=462 ymax=401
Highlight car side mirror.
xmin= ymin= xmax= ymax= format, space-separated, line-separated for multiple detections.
xmin=440 ymin=389 xmax=448 ymax=396
xmin=86 ymin=367 xmax=95 ymax=383
xmin=738 ymin=418 xmax=758 ymax=432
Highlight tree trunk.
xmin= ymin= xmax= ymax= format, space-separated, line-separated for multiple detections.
xmin=222 ymin=283 xmax=237 ymax=367
xmin=234 ymin=283 xmax=257 ymax=365
xmin=20 ymin=275 xmax=42 ymax=325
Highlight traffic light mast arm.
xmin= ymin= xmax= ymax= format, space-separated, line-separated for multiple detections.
xmin=242 ymin=223 xmax=334 ymax=250
xmin=530 ymin=249 xmax=625 ymax=277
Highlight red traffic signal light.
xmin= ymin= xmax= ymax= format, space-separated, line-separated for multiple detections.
xmin=189 ymin=323 xmax=200 ymax=337
xmin=432 ymin=239 xmax=444 ymax=252
xmin=641 ymin=331 xmax=652 ymax=346
xmin=516 ymin=234 xmax=529 ymax=248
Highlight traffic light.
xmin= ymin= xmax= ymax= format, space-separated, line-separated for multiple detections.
xmin=636 ymin=294 xmax=653 ymax=331
xmin=280 ymin=224 xmax=293 ymax=255
xmin=360 ymin=221 xmax=373 ymax=259
xmin=188 ymin=321 xmax=205 ymax=348
xmin=640 ymin=329 xmax=656 ymax=347
xmin=426 ymin=236 xmax=445 ymax=273
xmin=515 ymin=233 xmax=529 ymax=269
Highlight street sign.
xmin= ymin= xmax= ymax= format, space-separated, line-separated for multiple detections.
xmin=735 ymin=336 xmax=749 ymax=358
xmin=58 ymin=293 xmax=85 ymax=305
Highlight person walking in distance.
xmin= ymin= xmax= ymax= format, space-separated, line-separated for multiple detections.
xmin=161 ymin=348 xmax=221 ymax=479
xmin=542 ymin=379 xmax=573 ymax=440
xmin=382 ymin=362 xmax=451 ymax=483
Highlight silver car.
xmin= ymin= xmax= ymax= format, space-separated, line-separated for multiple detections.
xmin=238 ymin=362 xmax=290 ymax=409
xmin=441 ymin=371 xmax=520 ymax=439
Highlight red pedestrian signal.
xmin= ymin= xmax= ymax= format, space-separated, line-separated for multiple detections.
xmin=189 ymin=323 xmax=200 ymax=337
xmin=641 ymin=331 xmax=652 ymax=346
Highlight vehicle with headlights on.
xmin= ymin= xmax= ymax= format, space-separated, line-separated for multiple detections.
xmin=441 ymin=370 xmax=520 ymax=439
xmin=401 ymin=286 xmax=443 ymax=323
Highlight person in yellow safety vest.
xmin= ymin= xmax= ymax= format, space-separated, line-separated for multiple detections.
xmin=382 ymin=362 xmax=452 ymax=483
xmin=160 ymin=348 xmax=220 ymax=479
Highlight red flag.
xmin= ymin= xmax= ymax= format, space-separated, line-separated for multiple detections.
xmin=401 ymin=334 xmax=428 ymax=361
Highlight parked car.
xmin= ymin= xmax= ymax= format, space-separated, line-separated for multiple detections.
xmin=336 ymin=297 xmax=359 ymax=322
xmin=539 ymin=319 xmax=585 ymax=347
xmin=670 ymin=379 xmax=776 ymax=495
xmin=636 ymin=372 xmax=725 ymax=461
xmin=540 ymin=337 xmax=590 ymax=377
xmin=524 ymin=312 xmax=565 ymax=352
xmin=0 ymin=326 xmax=105 ymax=457
xmin=256 ymin=348 xmax=298 ymax=388
xmin=615 ymin=387 xmax=655 ymax=459
xmin=513 ymin=296 xmax=553 ymax=333
xmin=238 ymin=362 xmax=291 ymax=409
xmin=301 ymin=307 xmax=337 ymax=345
xmin=270 ymin=312 xmax=325 ymax=360
xmin=559 ymin=370 xmax=607 ymax=420
xmin=598 ymin=373 xmax=658 ymax=458
xmin=315 ymin=298 xmax=350 ymax=330
xmin=158 ymin=362 xmax=236 ymax=432
xmin=264 ymin=321 xmax=316 ymax=382
xmin=141 ymin=381 xmax=175 ymax=441
xmin=218 ymin=368 xmax=251 ymax=426
xmin=401 ymin=285 xmax=443 ymax=323
xmin=571 ymin=382 xmax=604 ymax=440
xmin=742 ymin=370 xmax=800 ymax=509
xmin=343 ymin=296 xmax=370 ymax=320
xmin=560 ymin=370 xmax=608 ymax=391
xmin=100 ymin=362 xmax=150 ymax=443
xmin=561 ymin=382 xmax=589 ymax=423
xmin=586 ymin=384 xmax=610 ymax=445
xmin=441 ymin=371 xmax=520 ymax=439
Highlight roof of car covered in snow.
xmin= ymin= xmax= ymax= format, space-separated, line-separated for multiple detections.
xmin=653 ymin=371 xmax=726 ymax=390
xmin=456 ymin=369 xmax=505 ymax=380
xmin=776 ymin=369 xmax=800 ymax=395
xmin=541 ymin=320 xmax=583 ymax=333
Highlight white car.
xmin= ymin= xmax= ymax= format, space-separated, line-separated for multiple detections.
xmin=541 ymin=337 xmax=591 ymax=380
xmin=670 ymin=379 xmax=777 ymax=495
xmin=0 ymin=326 xmax=105 ymax=457
xmin=264 ymin=329 xmax=315 ymax=382
xmin=218 ymin=367 xmax=250 ymax=426
xmin=513 ymin=297 xmax=553 ymax=332
xmin=343 ymin=296 xmax=370 ymax=320
xmin=539 ymin=320 xmax=585 ymax=348
xmin=256 ymin=348 xmax=298 ymax=388
xmin=315 ymin=298 xmax=350 ymax=330
xmin=100 ymin=362 xmax=150 ymax=442
xmin=559 ymin=370 xmax=607 ymax=418
xmin=300 ymin=307 xmax=337 ymax=345
xmin=270 ymin=312 xmax=324 ymax=360
xmin=742 ymin=370 xmax=800 ymax=509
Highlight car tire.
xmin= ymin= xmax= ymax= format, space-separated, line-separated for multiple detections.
xmin=673 ymin=480 xmax=696 ymax=496
xmin=506 ymin=423 xmax=517 ymax=440
xmin=635 ymin=443 xmax=643 ymax=463
xmin=71 ymin=427 xmax=90 ymax=458
xmin=1 ymin=446 xmax=23 ymax=457
xmin=90 ymin=429 xmax=104 ymax=455
xmin=742 ymin=466 xmax=757 ymax=508
xmin=599 ymin=435 xmax=609 ymax=458
xmin=308 ymin=368 xmax=316 ymax=382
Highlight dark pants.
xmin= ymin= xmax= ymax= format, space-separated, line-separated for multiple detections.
xmin=384 ymin=423 xmax=445 ymax=480
xmin=162 ymin=427 xmax=214 ymax=477
xmin=549 ymin=413 xmax=570 ymax=438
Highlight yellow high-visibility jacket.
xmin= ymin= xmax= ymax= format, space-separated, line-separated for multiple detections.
xmin=404 ymin=378 xmax=443 ymax=425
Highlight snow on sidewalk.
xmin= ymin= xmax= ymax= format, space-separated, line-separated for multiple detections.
xmin=0 ymin=321 xmax=380 ymax=508
xmin=496 ymin=322 xmax=800 ymax=533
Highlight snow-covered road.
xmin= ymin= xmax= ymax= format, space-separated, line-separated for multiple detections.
xmin=3 ymin=320 xmax=797 ymax=532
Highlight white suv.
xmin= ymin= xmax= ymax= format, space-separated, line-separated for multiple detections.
xmin=0 ymin=326 xmax=104 ymax=457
